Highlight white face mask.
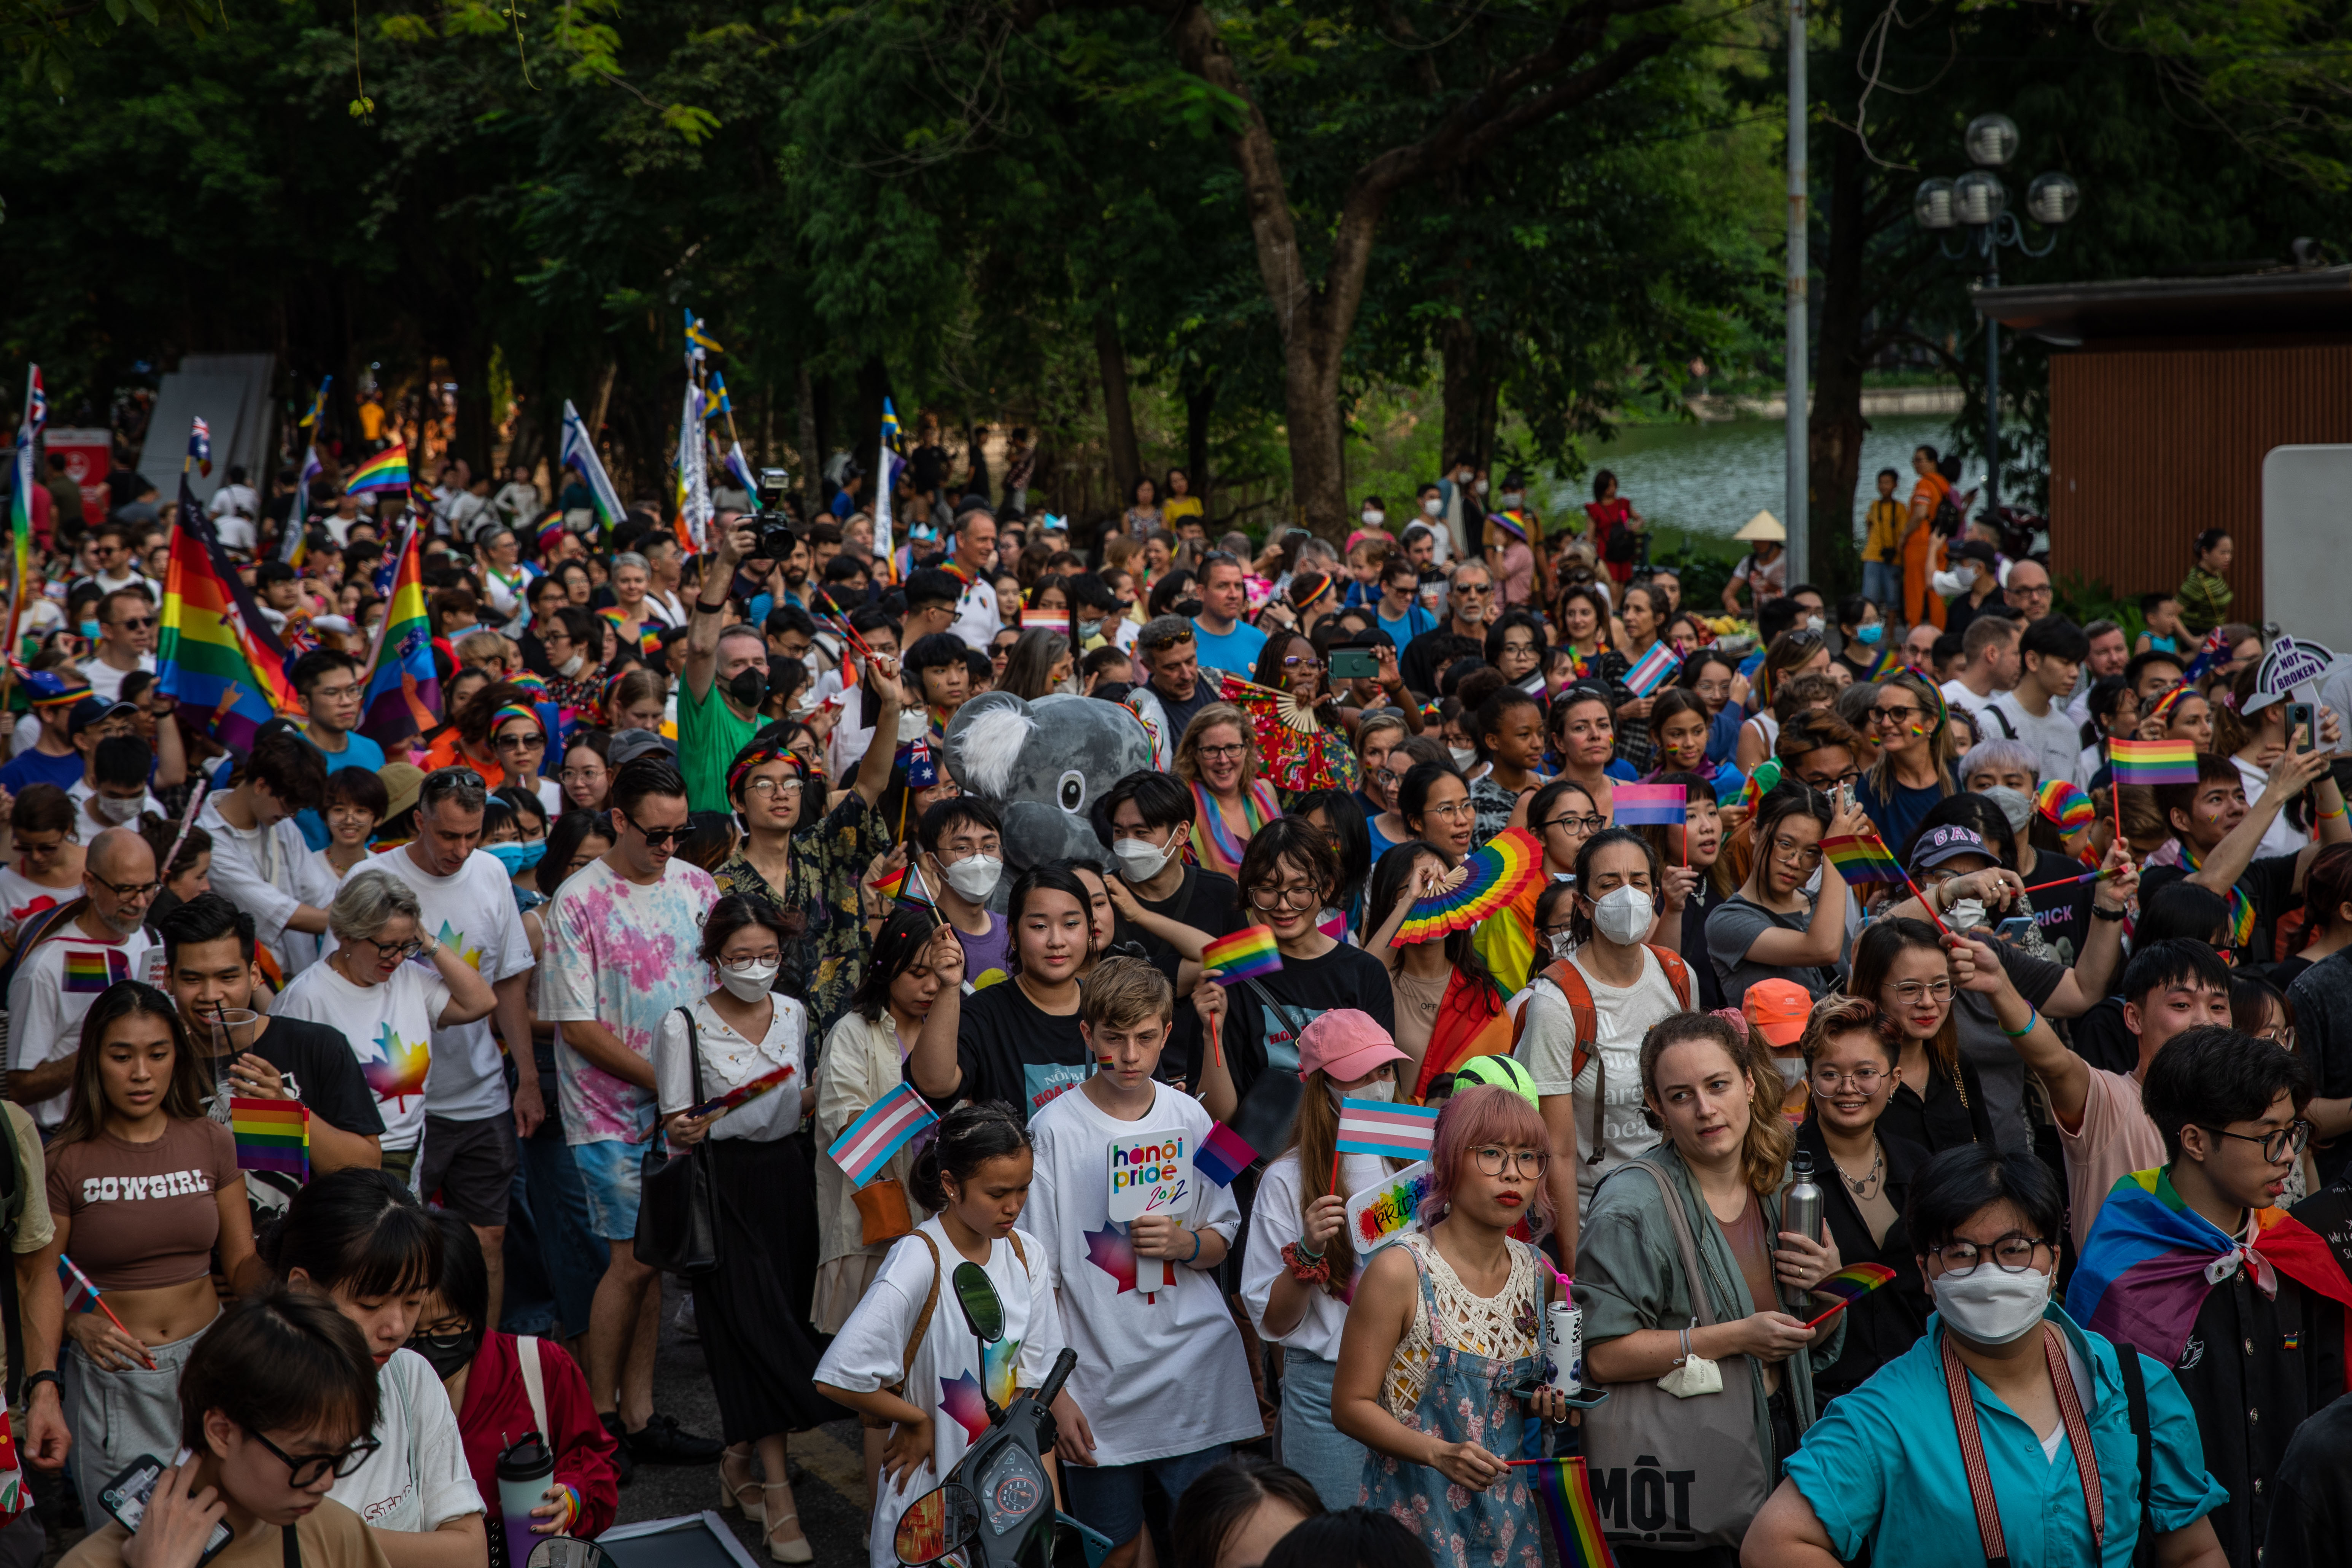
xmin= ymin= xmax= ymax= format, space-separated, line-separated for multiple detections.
xmin=559 ymin=652 xmax=586 ymax=677
xmin=1591 ymin=885 xmax=1654 ymax=946
xmin=941 ymin=852 xmax=1003 ymax=902
xmin=93 ymin=793 xmax=144 ymax=825
xmin=1474 ymin=479 xmax=1488 ymax=496
xmin=1930 ymin=1264 xmax=2051 ymax=1344
xmin=717 ymin=959 xmax=779 ymax=1003
xmin=1957 ymin=564 xmax=1981 ymax=587
xmin=1112 ymin=836 xmax=1175 ymax=882
xmin=1804 ymin=614 xmax=1825 ymax=634
xmin=1423 ymin=497 xmax=1443 ymax=518
xmin=1946 ymin=896 xmax=1987 ymax=932
xmin=1449 ymin=746 xmax=1479 ymax=772
xmin=1362 ymin=509 xmax=1384 ymax=527
xmin=1548 ymin=929 xmax=1578 ymax=961
xmin=1328 ymin=1076 xmax=1395 ymax=1107
xmin=1500 ymin=492 xmax=1523 ymax=509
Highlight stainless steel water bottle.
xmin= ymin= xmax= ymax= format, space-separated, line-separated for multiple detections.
xmin=1781 ymin=1151 xmax=1823 ymax=1312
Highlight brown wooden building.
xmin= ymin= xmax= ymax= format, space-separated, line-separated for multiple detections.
xmin=1974 ymin=264 xmax=2352 ymax=622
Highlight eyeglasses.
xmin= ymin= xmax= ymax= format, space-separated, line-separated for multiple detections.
xmin=355 ymin=935 xmax=426 ymax=963
xmin=90 ymin=871 xmax=162 ymax=899
xmin=1473 ymin=1146 xmax=1548 ymax=1177
xmin=741 ymin=778 xmax=805 ymax=798
xmin=1887 ymin=980 xmax=1954 ymax=1004
xmin=246 ymin=1426 xmax=383 ymax=1488
xmin=1813 ymin=1066 xmax=1888 ymax=1091
xmin=1422 ymin=800 xmax=1475 ymax=820
xmin=1197 ymin=744 xmax=1248 ymax=762
xmin=1247 ymin=883 xmax=1319 ymax=910
xmin=1869 ymin=705 xmax=1923 ymax=727
xmin=1802 ymin=770 xmax=1863 ymax=792
xmin=112 ymin=618 xmax=154 ymax=632
xmin=1928 ymin=1233 xmax=2055 ymax=1276
xmin=1541 ymin=813 xmax=1606 ymax=835
xmin=2198 ymin=1120 xmax=2313 ymax=1164
xmin=623 ymin=816 xmax=690 ymax=847
xmin=1454 ymin=583 xmax=1493 ymax=597
xmin=1767 ymin=834 xmax=1824 ymax=863
xmin=558 ymin=767 xmax=606 ymax=784
xmin=1281 ymin=656 xmax=1323 ymax=672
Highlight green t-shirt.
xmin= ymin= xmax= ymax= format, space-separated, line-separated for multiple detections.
xmin=679 ymin=676 xmax=760 ymax=814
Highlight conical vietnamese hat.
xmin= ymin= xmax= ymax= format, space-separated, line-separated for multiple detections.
xmin=1734 ymin=510 xmax=1786 ymax=542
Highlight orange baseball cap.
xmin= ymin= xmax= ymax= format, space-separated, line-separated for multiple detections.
xmin=1742 ymin=979 xmax=1813 ymax=1049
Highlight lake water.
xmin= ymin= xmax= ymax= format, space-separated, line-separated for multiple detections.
xmin=1545 ymin=412 xmax=1978 ymax=552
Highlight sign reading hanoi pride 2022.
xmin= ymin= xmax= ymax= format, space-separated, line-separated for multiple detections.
xmin=1345 ymin=1161 xmax=1434 ymax=1256
xmin=1107 ymin=1129 xmax=1191 ymax=1299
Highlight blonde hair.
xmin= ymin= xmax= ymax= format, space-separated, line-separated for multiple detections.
xmin=1638 ymin=1011 xmax=1794 ymax=1197
xmin=1080 ymin=955 xmax=1173 ymax=1032
xmin=1862 ymin=669 xmax=1956 ymax=803
xmin=1174 ymin=703 xmax=1257 ymax=788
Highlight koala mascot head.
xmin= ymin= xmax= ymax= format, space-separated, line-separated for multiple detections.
xmin=943 ymin=691 xmax=1156 ymax=873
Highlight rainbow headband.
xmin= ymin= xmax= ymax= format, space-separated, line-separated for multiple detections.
xmin=2148 ymin=683 xmax=2196 ymax=728
xmin=1291 ymin=575 xmax=1337 ymax=616
xmin=725 ymin=743 xmax=806 ymax=800
xmin=491 ymin=704 xmax=542 ymax=735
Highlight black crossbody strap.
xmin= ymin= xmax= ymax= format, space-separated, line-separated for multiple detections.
xmin=2117 ymin=1342 xmax=2158 ymax=1567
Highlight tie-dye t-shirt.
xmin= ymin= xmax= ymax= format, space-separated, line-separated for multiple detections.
xmin=271 ymin=958 xmax=451 ymax=1154
xmin=811 ymin=1217 xmax=1062 ymax=1566
xmin=538 ymin=856 xmax=718 ymax=1145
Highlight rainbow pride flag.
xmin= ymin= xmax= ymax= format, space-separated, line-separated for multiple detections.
xmin=343 ymin=442 xmax=411 ymax=496
xmin=60 ymin=946 xmax=128 ymax=995
xmin=231 ymin=1097 xmax=309 ymax=1178
xmin=2110 ymin=737 xmax=2199 ymax=786
xmin=868 ymin=863 xmax=937 ymax=912
xmin=1802 ymin=1262 xmax=1896 ymax=1324
xmin=157 ymin=469 xmax=302 ymax=754
xmin=356 ymin=519 xmax=441 ymax=747
xmin=1822 ymin=832 xmax=1905 ymax=884
xmin=1203 ymin=927 xmax=1283 ymax=984
xmin=1529 ymin=1457 xmax=1615 ymax=1568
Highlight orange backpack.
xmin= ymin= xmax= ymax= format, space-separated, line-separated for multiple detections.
xmin=1510 ymin=946 xmax=1693 ymax=1166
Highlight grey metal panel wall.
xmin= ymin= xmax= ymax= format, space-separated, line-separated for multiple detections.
xmin=2047 ymin=342 xmax=2352 ymax=622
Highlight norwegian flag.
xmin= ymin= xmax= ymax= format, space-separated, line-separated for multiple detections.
xmin=188 ymin=417 xmax=213 ymax=477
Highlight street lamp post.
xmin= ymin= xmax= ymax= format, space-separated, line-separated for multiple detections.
xmin=1911 ymin=114 xmax=2080 ymax=524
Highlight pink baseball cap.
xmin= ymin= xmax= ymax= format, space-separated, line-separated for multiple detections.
xmin=1296 ymin=1009 xmax=1408 ymax=1083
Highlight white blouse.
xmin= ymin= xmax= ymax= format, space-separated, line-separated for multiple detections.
xmin=652 ymin=994 xmax=806 ymax=1142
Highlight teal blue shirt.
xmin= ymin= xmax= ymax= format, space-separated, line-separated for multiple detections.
xmin=1783 ymin=1307 xmax=2225 ymax=1567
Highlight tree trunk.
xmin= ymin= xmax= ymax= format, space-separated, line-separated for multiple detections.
xmin=448 ymin=321 xmax=495 ymax=479
xmin=587 ymin=360 xmax=618 ymax=451
xmin=1186 ymin=378 xmax=1217 ymax=521
xmin=1440 ymin=313 xmax=1492 ymax=474
xmin=1094 ymin=304 xmax=1142 ymax=514
xmin=1806 ymin=115 xmax=1870 ymax=597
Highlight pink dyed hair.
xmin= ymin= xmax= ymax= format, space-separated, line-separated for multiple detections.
xmin=1418 ymin=1084 xmax=1556 ymax=1242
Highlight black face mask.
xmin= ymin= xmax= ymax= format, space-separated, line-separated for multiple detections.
xmin=727 ymin=668 xmax=766 ymax=709
xmin=409 ymin=1327 xmax=481 ymax=1380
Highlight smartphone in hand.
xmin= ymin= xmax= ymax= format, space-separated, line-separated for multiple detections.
xmin=2287 ymin=701 xmax=2316 ymax=755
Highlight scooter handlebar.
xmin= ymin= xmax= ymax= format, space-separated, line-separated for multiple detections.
xmin=1036 ymin=1346 xmax=1079 ymax=1409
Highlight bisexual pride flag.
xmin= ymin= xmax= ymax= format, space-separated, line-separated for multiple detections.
xmin=1196 ymin=1122 xmax=1257 ymax=1188
xmin=1611 ymin=783 xmax=1686 ymax=825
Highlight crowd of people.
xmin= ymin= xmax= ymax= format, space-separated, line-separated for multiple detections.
xmin=0 ymin=426 xmax=2342 ymax=1568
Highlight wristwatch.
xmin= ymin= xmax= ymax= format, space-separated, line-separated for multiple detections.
xmin=21 ymin=1370 xmax=59 ymax=1399
xmin=2091 ymin=904 xmax=2127 ymax=921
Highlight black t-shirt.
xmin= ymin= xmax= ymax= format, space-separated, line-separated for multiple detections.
xmin=2069 ymin=994 xmax=2140 ymax=1077
xmin=2140 ymin=854 xmax=2302 ymax=969
xmin=1111 ymin=866 xmax=1242 ymax=1088
xmin=1875 ymin=1050 xmax=1994 ymax=1155
xmin=2022 ymin=856 xmax=2101 ymax=965
xmin=931 ymin=980 xmax=1090 ymax=1124
xmin=1224 ymin=941 xmax=1396 ymax=1101
xmin=2263 ymin=1383 xmax=2352 ymax=1568
xmin=200 ymin=1014 xmax=386 ymax=1222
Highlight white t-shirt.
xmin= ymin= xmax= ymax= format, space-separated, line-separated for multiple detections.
xmin=950 ymin=574 xmax=999 ymax=652
xmin=272 ymin=957 xmax=451 ymax=1153
xmin=813 ymin=1217 xmax=1063 ymax=1565
xmin=1514 ymin=946 xmax=1681 ymax=1213
xmin=1981 ymin=692 xmax=2084 ymax=789
xmin=1240 ymin=1148 xmax=1390 ymax=1363
xmin=328 ymin=1348 xmax=484 ymax=1533
xmin=206 ymin=485 xmax=260 ymax=523
xmin=1026 ymin=1083 xmax=1258 ymax=1466
xmin=198 ymin=799 xmax=336 ymax=978
xmin=337 ymin=849 xmax=532 ymax=1123
xmin=2232 ymin=755 xmax=2308 ymax=862
xmin=5 ymin=925 xmax=160 ymax=1127
xmin=1940 ymin=677 xmax=1996 ymax=723
xmin=654 ymin=994 xmax=807 ymax=1142
xmin=0 ymin=867 xmax=72 ymax=939
xmin=76 ymin=654 xmax=156 ymax=704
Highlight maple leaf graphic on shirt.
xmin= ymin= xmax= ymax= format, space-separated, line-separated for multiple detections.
xmin=433 ymin=921 xmax=484 ymax=971
xmin=361 ymin=1023 xmax=429 ymax=1099
xmin=1084 ymin=1222 xmax=1138 ymax=1295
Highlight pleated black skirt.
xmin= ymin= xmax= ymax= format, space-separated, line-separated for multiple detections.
xmin=690 ymin=1132 xmax=844 ymax=1439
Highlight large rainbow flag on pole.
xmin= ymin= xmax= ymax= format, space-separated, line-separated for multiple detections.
xmin=157 ymin=429 xmax=303 ymax=754
xmin=357 ymin=517 xmax=441 ymax=747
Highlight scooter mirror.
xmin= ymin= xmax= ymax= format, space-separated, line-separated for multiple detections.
xmin=895 ymin=1481 xmax=980 ymax=1564
xmin=526 ymin=1541 xmax=616 ymax=1568
xmin=952 ymin=1261 xmax=1004 ymax=1344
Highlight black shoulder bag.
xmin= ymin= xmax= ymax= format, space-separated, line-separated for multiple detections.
xmin=634 ymin=1007 xmax=720 ymax=1274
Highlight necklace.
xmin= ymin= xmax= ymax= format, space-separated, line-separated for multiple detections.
xmin=1833 ymin=1142 xmax=1885 ymax=1198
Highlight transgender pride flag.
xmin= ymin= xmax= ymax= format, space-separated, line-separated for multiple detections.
xmin=1624 ymin=642 xmax=1682 ymax=698
xmin=827 ymin=1083 xmax=940 ymax=1189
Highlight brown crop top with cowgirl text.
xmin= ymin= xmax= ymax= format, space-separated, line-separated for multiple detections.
xmin=45 ymin=1119 xmax=240 ymax=1291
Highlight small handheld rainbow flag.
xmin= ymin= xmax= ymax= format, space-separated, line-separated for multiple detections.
xmin=869 ymin=863 xmax=937 ymax=912
xmin=343 ymin=443 xmax=411 ymax=496
xmin=2110 ymin=737 xmax=2199 ymax=786
xmin=639 ymin=1065 xmax=798 ymax=1141
xmin=1203 ymin=927 xmax=1283 ymax=985
xmin=1822 ymin=833 xmax=1905 ymax=884
xmin=1611 ymin=783 xmax=1686 ymax=825
xmin=1623 ymin=642 xmax=1682 ymax=698
xmin=230 ymin=1097 xmax=310 ymax=1178
xmin=1525 ymin=1456 xmax=1615 ymax=1568
xmin=826 ymin=1082 xmax=940 ymax=1189
xmin=1335 ymin=1100 xmax=1442 ymax=1161
xmin=1801 ymin=1261 xmax=1899 ymax=1327
xmin=1196 ymin=1122 xmax=1257 ymax=1187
